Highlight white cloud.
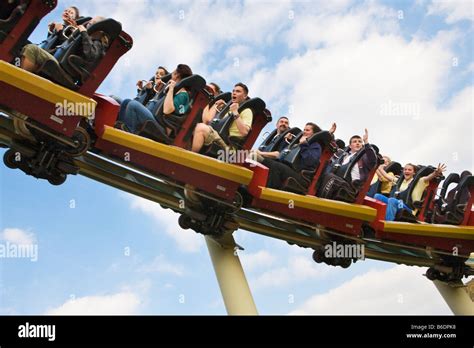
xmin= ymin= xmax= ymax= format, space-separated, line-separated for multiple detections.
xmin=240 ymin=250 xmax=276 ymax=272
xmin=137 ymin=254 xmax=185 ymax=276
xmin=46 ymin=292 xmax=140 ymax=315
xmin=126 ymin=194 xmax=203 ymax=253
xmin=250 ymin=255 xmax=332 ymax=289
xmin=0 ymin=228 xmax=36 ymax=245
xmin=76 ymin=0 xmax=294 ymax=95
xmin=208 ymin=53 xmax=265 ymax=87
xmin=408 ymin=85 xmax=474 ymax=173
xmin=290 ymin=265 xmax=452 ymax=315
xmin=284 ymin=2 xmax=400 ymax=50
xmin=428 ymin=0 xmax=474 ymax=23
xmin=306 ymin=0 xmax=356 ymax=14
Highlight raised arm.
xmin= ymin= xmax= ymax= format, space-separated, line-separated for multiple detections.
xmin=422 ymin=163 xmax=447 ymax=183
xmin=362 ymin=129 xmax=377 ymax=167
xmin=376 ymin=165 xmax=397 ymax=183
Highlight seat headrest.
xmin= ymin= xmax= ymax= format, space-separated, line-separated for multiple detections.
xmin=444 ymin=173 xmax=460 ymax=185
xmin=288 ymin=127 xmax=302 ymax=135
xmin=76 ymin=16 xmax=92 ymax=25
xmin=416 ymin=165 xmax=435 ymax=178
xmin=208 ymin=92 xmax=231 ymax=108
xmin=175 ymin=74 xmax=206 ymax=92
xmin=335 ymin=139 xmax=345 ymax=149
xmin=263 ymin=109 xmax=272 ymax=122
xmin=238 ymin=97 xmax=266 ymax=114
xmin=87 ymin=18 xmax=122 ymax=41
xmin=385 ymin=161 xmax=402 ymax=176
xmin=308 ymin=131 xmax=332 ymax=146
xmin=459 ymin=175 xmax=474 ymax=188
xmin=214 ymin=92 xmax=232 ymax=104
xmin=160 ymin=73 xmax=172 ymax=84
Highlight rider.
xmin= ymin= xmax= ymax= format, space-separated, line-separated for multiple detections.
xmin=254 ymin=116 xmax=291 ymax=161
xmin=115 ymin=64 xmax=192 ymax=135
xmin=20 ymin=16 xmax=109 ymax=74
xmin=44 ymin=6 xmax=81 ymax=50
xmin=374 ymin=163 xmax=446 ymax=221
xmin=335 ymin=130 xmax=377 ymax=187
xmin=207 ymin=82 xmax=222 ymax=96
xmin=134 ymin=66 xmax=169 ymax=105
xmin=367 ymin=155 xmax=398 ymax=197
xmin=263 ymin=122 xmax=323 ymax=190
xmin=191 ymin=82 xmax=252 ymax=153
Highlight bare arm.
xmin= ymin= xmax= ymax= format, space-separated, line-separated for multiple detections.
xmin=234 ymin=115 xmax=250 ymax=136
xmin=376 ymin=166 xmax=396 ymax=182
xmin=422 ymin=163 xmax=447 ymax=183
xmin=203 ymin=99 xmax=225 ymax=124
xmin=202 ymin=104 xmax=218 ymax=124
xmin=163 ymin=80 xmax=176 ymax=115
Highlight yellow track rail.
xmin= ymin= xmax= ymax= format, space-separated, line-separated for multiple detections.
xmin=383 ymin=221 xmax=474 ymax=240
xmin=101 ymin=126 xmax=254 ymax=185
xmin=0 ymin=61 xmax=96 ymax=117
xmin=259 ymin=187 xmax=377 ymax=221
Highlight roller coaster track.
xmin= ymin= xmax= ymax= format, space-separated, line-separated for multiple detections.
xmin=0 ymin=113 xmax=457 ymax=269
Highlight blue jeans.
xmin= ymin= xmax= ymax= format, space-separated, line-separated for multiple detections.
xmin=367 ymin=182 xmax=378 ymax=197
xmin=117 ymin=99 xmax=155 ymax=133
xmin=374 ymin=193 xmax=412 ymax=221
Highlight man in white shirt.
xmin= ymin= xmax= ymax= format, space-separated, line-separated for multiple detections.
xmin=339 ymin=129 xmax=376 ymax=184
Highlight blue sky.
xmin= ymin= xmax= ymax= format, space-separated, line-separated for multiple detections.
xmin=1 ymin=0 xmax=473 ymax=315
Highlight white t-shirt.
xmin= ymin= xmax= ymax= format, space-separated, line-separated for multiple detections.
xmin=342 ymin=152 xmax=360 ymax=181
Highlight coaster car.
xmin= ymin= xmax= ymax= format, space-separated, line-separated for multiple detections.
xmin=0 ymin=0 xmax=57 ymax=62
xmin=0 ymin=13 xmax=132 ymax=184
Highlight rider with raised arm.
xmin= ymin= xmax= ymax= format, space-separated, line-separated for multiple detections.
xmin=367 ymin=156 xmax=398 ymax=197
xmin=374 ymin=163 xmax=447 ymax=221
xmin=337 ymin=129 xmax=377 ymax=185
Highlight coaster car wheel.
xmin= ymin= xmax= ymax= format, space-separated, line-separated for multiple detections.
xmin=48 ymin=172 xmax=67 ymax=186
xmin=3 ymin=149 xmax=19 ymax=169
xmin=312 ymin=249 xmax=325 ymax=263
xmin=340 ymin=258 xmax=352 ymax=269
xmin=178 ymin=215 xmax=192 ymax=230
xmin=426 ymin=267 xmax=441 ymax=281
xmin=65 ymin=127 xmax=91 ymax=157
